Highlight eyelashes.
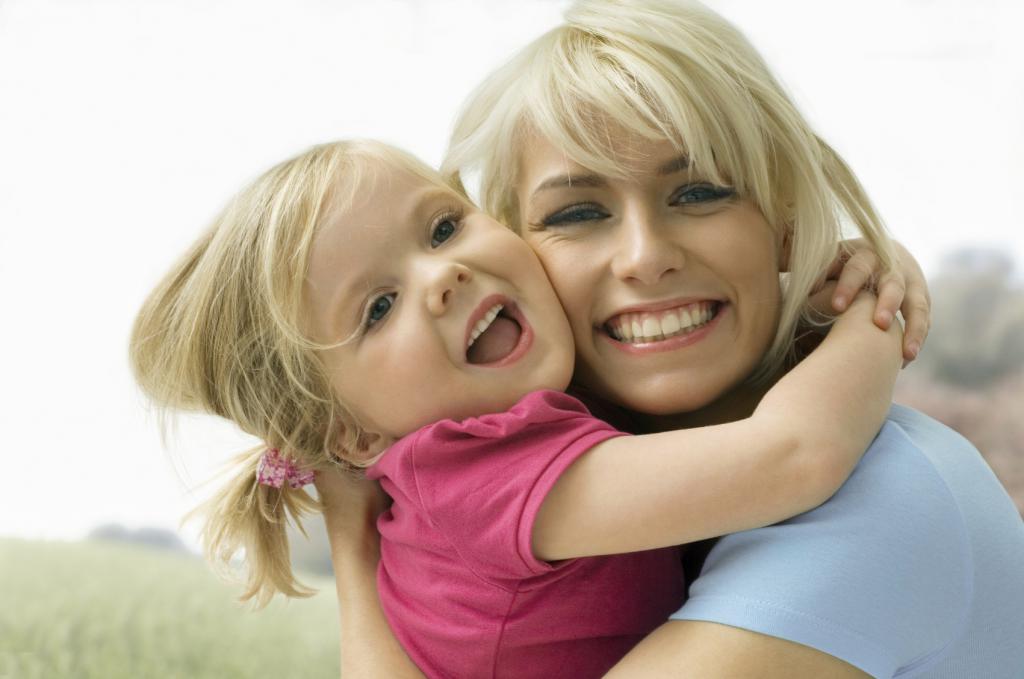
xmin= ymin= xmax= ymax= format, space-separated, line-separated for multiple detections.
xmin=530 ymin=182 xmax=736 ymax=230
xmin=430 ymin=207 xmax=464 ymax=248
xmin=363 ymin=292 xmax=396 ymax=330
xmin=668 ymin=183 xmax=736 ymax=205
xmin=536 ymin=203 xmax=609 ymax=228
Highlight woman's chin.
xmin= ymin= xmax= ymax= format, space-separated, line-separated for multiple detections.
xmin=582 ymin=374 xmax=735 ymax=418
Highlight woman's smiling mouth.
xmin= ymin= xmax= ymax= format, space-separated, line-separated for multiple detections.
xmin=600 ymin=300 xmax=726 ymax=353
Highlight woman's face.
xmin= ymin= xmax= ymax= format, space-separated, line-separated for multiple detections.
xmin=515 ymin=133 xmax=784 ymax=416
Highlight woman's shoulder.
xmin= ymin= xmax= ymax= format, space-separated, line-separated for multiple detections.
xmin=674 ymin=404 xmax=1024 ymax=676
xmin=671 ymin=408 xmax=974 ymax=676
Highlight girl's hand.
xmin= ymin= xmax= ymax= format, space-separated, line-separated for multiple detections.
xmin=826 ymin=239 xmax=931 ymax=362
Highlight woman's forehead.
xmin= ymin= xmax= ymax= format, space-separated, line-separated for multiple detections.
xmin=516 ymin=131 xmax=692 ymax=191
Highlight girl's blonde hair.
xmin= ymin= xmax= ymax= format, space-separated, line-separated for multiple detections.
xmin=442 ymin=0 xmax=897 ymax=379
xmin=130 ymin=139 xmax=450 ymax=607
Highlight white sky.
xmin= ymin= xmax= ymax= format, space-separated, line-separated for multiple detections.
xmin=2 ymin=0 xmax=1022 ymax=547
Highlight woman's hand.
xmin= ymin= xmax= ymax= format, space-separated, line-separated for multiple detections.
xmin=827 ymin=239 xmax=931 ymax=362
xmin=315 ymin=464 xmax=389 ymax=552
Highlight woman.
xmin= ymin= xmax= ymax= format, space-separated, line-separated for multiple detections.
xmin=319 ymin=1 xmax=1024 ymax=676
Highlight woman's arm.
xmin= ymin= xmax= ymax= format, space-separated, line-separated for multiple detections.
xmin=605 ymin=620 xmax=871 ymax=678
xmin=534 ymin=293 xmax=903 ymax=560
xmin=315 ymin=470 xmax=425 ymax=679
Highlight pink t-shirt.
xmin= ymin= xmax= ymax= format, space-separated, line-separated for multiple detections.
xmin=367 ymin=390 xmax=685 ymax=678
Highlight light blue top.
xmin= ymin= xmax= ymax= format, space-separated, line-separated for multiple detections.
xmin=671 ymin=405 xmax=1024 ymax=678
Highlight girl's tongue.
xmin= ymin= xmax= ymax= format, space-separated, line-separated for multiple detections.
xmin=467 ymin=316 xmax=522 ymax=364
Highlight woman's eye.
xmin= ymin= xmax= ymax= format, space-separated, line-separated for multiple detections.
xmin=542 ymin=204 xmax=610 ymax=227
xmin=365 ymin=293 xmax=396 ymax=328
xmin=430 ymin=217 xmax=459 ymax=248
xmin=670 ymin=183 xmax=735 ymax=205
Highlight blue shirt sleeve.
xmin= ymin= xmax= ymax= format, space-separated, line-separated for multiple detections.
xmin=669 ymin=416 xmax=974 ymax=678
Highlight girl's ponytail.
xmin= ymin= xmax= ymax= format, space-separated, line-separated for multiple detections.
xmin=131 ymin=139 xmax=446 ymax=605
xmin=188 ymin=447 xmax=321 ymax=608
xmin=129 ymin=141 xmax=390 ymax=607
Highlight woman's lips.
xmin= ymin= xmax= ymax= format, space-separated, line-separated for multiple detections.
xmin=598 ymin=301 xmax=727 ymax=355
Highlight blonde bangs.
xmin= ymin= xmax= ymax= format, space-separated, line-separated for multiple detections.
xmin=445 ymin=0 xmax=897 ymax=382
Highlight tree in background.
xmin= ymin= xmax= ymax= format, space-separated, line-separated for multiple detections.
xmin=896 ymin=248 xmax=1024 ymax=513
xmin=917 ymin=249 xmax=1024 ymax=388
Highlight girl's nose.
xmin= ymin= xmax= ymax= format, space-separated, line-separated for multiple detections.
xmin=425 ymin=261 xmax=473 ymax=316
xmin=610 ymin=211 xmax=685 ymax=285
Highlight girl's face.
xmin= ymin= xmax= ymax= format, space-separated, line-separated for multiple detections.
xmin=306 ymin=165 xmax=575 ymax=444
xmin=515 ymin=134 xmax=784 ymax=416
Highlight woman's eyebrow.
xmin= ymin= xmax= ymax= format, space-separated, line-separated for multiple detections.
xmin=657 ymin=155 xmax=691 ymax=175
xmin=531 ymin=155 xmax=690 ymax=197
xmin=531 ymin=172 xmax=607 ymax=195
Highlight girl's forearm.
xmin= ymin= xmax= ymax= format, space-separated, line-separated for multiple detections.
xmin=532 ymin=296 xmax=901 ymax=561
xmin=756 ymin=294 xmax=902 ymax=484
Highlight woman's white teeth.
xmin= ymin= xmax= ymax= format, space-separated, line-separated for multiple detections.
xmin=607 ymin=302 xmax=716 ymax=343
xmin=468 ymin=304 xmax=504 ymax=348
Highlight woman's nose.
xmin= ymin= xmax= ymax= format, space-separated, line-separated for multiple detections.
xmin=425 ymin=261 xmax=473 ymax=316
xmin=610 ymin=211 xmax=685 ymax=285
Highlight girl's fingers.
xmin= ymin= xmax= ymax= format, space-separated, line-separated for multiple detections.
xmin=872 ymin=271 xmax=906 ymax=330
xmin=900 ymin=288 xmax=931 ymax=362
xmin=807 ymin=281 xmax=839 ymax=318
xmin=831 ymin=248 xmax=879 ymax=311
xmin=891 ymin=240 xmax=932 ymax=362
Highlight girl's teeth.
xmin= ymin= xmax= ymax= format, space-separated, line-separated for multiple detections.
xmin=468 ymin=304 xmax=504 ymax=348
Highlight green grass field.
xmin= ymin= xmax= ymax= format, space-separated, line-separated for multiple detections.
xmin=0 ymin=538 xmax=341 ymax=679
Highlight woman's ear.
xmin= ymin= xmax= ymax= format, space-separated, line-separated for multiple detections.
xmin=778 ymin=226 xmax=793 ymax=273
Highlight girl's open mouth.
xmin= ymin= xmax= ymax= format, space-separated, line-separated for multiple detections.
xmin=465 ymin=298 xmax=533 ymax=366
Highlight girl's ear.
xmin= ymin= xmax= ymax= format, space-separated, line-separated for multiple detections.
xmin=353 ymin=430 xmax=392 ymax=460
xmin=334 ymin=429 xmax=392 ymax=467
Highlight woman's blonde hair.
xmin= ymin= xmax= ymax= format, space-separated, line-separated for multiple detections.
xmin=443 ymin=0 xmax=897 ymax=379
xmin=130 ymin=139 xmax=450 ymax=607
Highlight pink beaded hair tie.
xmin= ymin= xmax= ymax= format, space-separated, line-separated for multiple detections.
xmin=256 ymin=448 xmax=316 ymax=489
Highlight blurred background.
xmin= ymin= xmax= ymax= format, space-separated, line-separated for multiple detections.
xmin=1 ymin=0 xmax=1021 ymax=676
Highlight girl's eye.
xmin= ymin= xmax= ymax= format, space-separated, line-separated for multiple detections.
xmin=430 ymin=214 xmax=460 ymax=248
xmin=541 ymin=203 xmax=610 ymax=227
xmin=670 ymin=183 xmax=735 ymax=205
xmin=365 ymin=293 xmax=396 ymax=328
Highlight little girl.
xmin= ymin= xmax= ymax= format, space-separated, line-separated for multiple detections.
xmin=130 ymin=139 xmax=902 ymax=677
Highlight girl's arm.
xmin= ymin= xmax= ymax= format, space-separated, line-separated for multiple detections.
xmin=315 ymin=471 xmax=426 ymax=679
xmin=533 ymin=292 xmax=902 ymax=560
